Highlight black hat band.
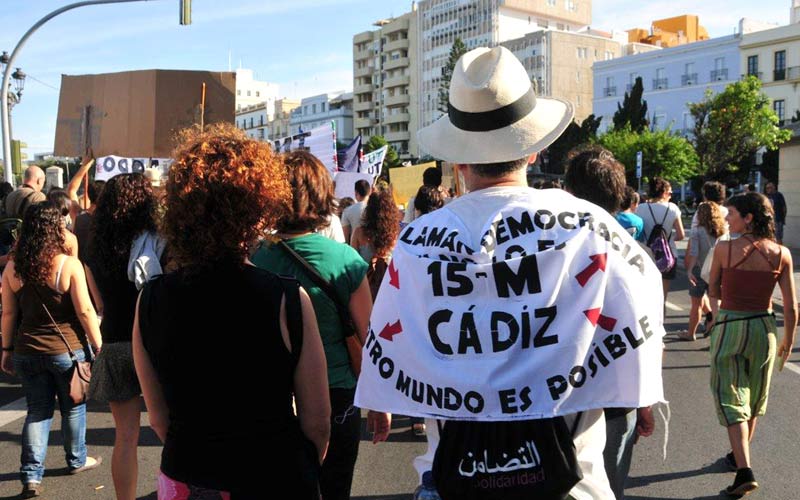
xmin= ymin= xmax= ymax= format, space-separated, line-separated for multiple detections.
xmin=448 ymin=86 xmax=536 ymax=132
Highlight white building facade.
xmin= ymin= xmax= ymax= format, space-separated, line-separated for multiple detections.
xmin=235 ymin=68 xmax=280 ymax=114
xmin=592 ymin=34 xmax=742 ymax=135
xmin=416 ymin=0 xmax=591 ymax=135
xmin=289 ymin=92 xmax=355 ymax=143
xmin=235 ymin=103 xmax=270 ymax=141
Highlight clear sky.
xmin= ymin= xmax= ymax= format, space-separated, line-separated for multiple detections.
xmin=0 ymin=0 xmax=791 ymax=156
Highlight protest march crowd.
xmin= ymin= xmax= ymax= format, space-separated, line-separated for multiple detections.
xmin=0 ymin=46 xmax=796 ymax=500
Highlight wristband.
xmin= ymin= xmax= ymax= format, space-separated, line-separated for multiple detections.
xmin=1 ymin=346 xmax=13 ymax=352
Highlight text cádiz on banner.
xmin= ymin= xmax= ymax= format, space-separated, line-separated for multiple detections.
xmin=355 ymin=188 xmax=666 ymax=421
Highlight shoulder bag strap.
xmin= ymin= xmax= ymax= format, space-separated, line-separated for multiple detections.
xmin=278 ymin=275 xmax=304 ymax=364
xmin=276 ymin=240 xmax=357 ymax=337
xmin=31 ymin=284 xmax=89 ymax=362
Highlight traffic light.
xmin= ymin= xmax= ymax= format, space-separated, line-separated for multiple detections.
xmin=179 ymin=0 xmax=191 ymax=25
xmin=10 ymin=140 xmax=26 ymax=176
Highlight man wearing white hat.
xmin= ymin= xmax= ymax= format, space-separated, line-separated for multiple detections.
xmin=356 ymin=46 xmax=665 ymax=500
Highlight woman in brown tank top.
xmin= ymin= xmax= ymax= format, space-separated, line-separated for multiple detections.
xmin=0 ymin=203 xmax=104 ymax=498
xmin=707 ymin=193 xmax=797 ymax=497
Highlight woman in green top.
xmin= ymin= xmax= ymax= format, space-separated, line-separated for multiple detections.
xmin=252 ymin=150 xmax=390 ymax=500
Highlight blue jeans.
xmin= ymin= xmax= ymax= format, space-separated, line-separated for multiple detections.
xmin=13 ymin=351 xmax=88 ymax=484
xmin=603 ymin=408 xmax=637 ymax=499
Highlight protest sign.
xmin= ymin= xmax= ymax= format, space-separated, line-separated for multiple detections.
xmin=333 ymin=172 xmax=374 ymax=200
xmin=361 ymin=146 xmax=387 ymax=177
xmin=355 ymin=189 xmax=665 ymax=420
xmin=95 ymin=156 xmax=172 ymax=182
xmin=54 ymin=70 xmax=235 ymax=158
xmin=388 ymin=161 xmax=436 ymax=206
xmin=273 ymin=122 xmax=338 ymax=174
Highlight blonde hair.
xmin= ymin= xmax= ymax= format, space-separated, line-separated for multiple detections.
xmin=697 ymin=202 xmax=726 ymax=238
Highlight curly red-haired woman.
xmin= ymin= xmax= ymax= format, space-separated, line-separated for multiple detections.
xmin=132 ymin=125 xmax=330 ymax=499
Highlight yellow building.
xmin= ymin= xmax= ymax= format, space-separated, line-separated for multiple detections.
xmin=627 ymin=15 xmax=709 ymax=48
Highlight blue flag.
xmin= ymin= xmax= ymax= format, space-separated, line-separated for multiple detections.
xmin=337 ymin=136 xmax=362 ymax=172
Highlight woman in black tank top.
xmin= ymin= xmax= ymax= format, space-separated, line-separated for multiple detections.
xmin=132 ymin=124 xmax=331 ymax=499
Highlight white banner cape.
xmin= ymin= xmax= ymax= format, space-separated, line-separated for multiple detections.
xmin=355 ymin=188 xmax=665 ymax=420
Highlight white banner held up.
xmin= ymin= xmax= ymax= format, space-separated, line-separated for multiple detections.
xmin=333 ymin=172 xmax=374 ymax=200
xmin=360 ymin=145 xmax=387 ymax=177
xmin=95 ymin=156 xmax=172 ymax=182
xmin=355 ymin=189 xmax=666 ymax=421
xmin=273 ymin=122 xmax=338 ymax=175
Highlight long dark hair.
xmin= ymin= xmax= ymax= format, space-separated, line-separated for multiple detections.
xmin=90 ymin=174 xmax=157 ymax=277
xmin=725 ymin=193 xmax=775 ymax=241
xmin=13 ymin=203 xmax=69 ymax=285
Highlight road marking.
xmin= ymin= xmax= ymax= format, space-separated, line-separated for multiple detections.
xmin=665 ymin=301 xmax=683 ymax=311
xmin=0 ymin=397 xmax=26 ymax=428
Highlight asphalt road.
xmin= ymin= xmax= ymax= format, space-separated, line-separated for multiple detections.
xmin=0 ymin=267 xmax=798 ymax=499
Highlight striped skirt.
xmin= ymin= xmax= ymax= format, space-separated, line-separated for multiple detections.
xmin=709 ymin=309 xmax=777 ymax=426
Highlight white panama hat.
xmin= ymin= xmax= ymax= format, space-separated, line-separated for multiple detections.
xmin=417 ymin=46 xmax=574 ymax=164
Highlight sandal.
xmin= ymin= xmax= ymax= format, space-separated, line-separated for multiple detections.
xmin=675 ymin=330 xmax=696 ymax=341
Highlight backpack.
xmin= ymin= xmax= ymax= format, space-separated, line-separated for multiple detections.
xmin=645 ymin=204 xmax=676 ymax=273
xmin=432 ymin=415 xmax=583 ymax=500
xmin=367 ymin=256 xmax=389 ymax=301
xmin=0 ymin=217 xmax=22 ymax=254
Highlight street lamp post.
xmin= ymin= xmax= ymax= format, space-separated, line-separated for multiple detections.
xmin=1 ymin=0 xmax=192 ymax=186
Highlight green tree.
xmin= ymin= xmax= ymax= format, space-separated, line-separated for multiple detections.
xmin=545 ymin=114 xmax=603 ymax=173
xmin=689 ymin=76 xmax=791 ymax=178
xmin=364 ymin=135 xmax=400 ymax=168
xmin=613 ymin=77 xmax=649 ymax=132
xmin=598 ymin=127 xmax=699 ymax=184
xmin=438 ymin=38 xmax=468 ymax=114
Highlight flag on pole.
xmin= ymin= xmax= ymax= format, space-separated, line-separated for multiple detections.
xmin=360 ymin=145 xmax=388 ymax=177
xmin=337 ymin=136 xmax=362 ymax=172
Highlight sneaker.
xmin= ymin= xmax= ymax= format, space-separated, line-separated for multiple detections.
xmin=21 ymin=482 xmax=41 ymax=498
xmin=724 ymin=467 xmax=758 ymax=497
xmin=69 ymin=455 xmax=103 ymax=475
xmin=725 ymin=452 xmax=737 ymax=471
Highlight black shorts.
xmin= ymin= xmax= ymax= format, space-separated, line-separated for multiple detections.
xmin=661 ymin=262 xmax=677 ymax=280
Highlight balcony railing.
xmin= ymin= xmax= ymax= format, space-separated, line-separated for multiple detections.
xmin=603 ymin=86 xmax=616 ymax=97
xmin=788 ymin=66 xmax=800 ymax=81
xmin=681 ymin=73 xmax=698 ymax=86
xmin=710 ymin=68 xmax=728 ymax=81
xmin=774 ymin=68 xmax=786 ymax=81
xmin=652 ymin=78 xmax=668 ymax=90
xmin=741 ymin=72 xmax=763 ymax=80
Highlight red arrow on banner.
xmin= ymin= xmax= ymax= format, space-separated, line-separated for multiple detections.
xmin=379 ymin=320 xmax=403 ymax=341
xmin=575 ymin=253 xmax=607 ymax=287
xmin=584 ymin=308 xmax=618 ymax=331
xmin=388 ymin=260 xmax=400 ymax=289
